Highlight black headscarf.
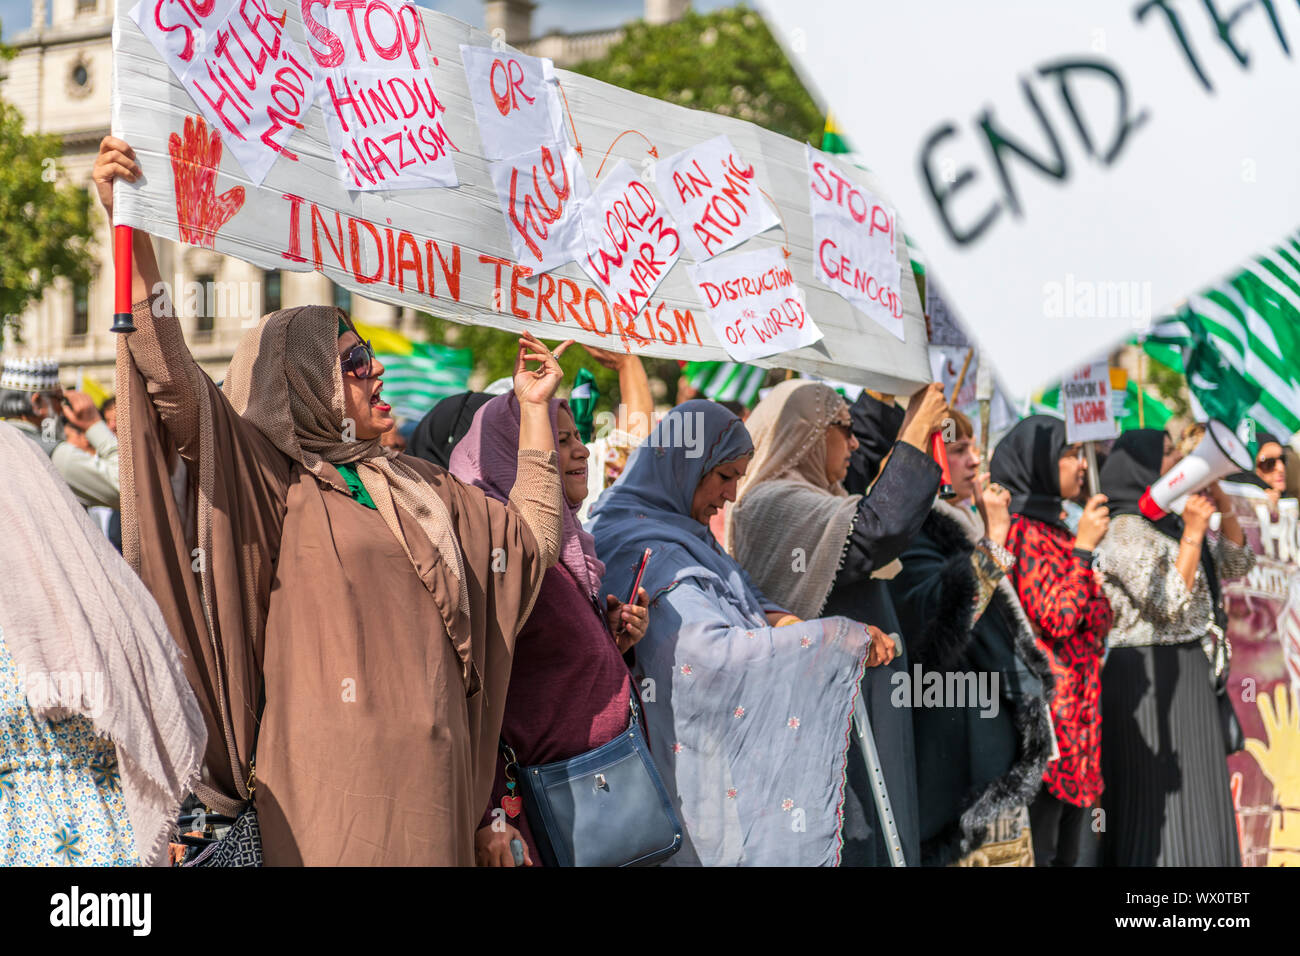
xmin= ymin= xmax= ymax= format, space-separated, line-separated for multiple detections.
xmin=408 ymin=391 xmax=492 ymax=469
xmin=1101 ymin=428 xmax=1224 ymax=625
xmin=844 ymin=391 xmax=905 ymax=496
xmin=989 ymin=415 xmax=1070 ymax=531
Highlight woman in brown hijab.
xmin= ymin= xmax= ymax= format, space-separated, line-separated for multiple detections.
xmin=94 ymin=137 xmax=566 ymax=865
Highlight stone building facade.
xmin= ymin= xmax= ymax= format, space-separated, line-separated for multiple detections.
xmin=0 ymin=0 xmax=688 ymax=391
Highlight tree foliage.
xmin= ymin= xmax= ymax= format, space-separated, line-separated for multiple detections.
xmin=0 ymin=98 xmax=95 ymax=336
xmin=573 ymin=5 xmax=824 ymax=144
xmin=422 ymin=5 xmax=822 ymax=397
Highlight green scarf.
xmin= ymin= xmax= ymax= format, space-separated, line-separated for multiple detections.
xmin=335 ymin=461 xmax=377 ymax=510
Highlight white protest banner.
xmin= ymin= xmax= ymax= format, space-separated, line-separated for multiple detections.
xmin=1062 ymin=361 xmax=1118 ymax=444
xmin=807 ymin=145 xmax=904 ymax=341
xmin=487 ymin=143 xmax=591 ymax=274
xmin=129 ymin=0 xmax=318 ymax=186
xmin=459 ymin=45 xmax=564 ymax=160
xmin=653 ymin=135 xmax=779 ymax=261
xmin=688 ymin=245 xmax=821 ymax=361
xmin=113 ymin=3 xmax=933 ymax=393
xmin=577 ymin=160 xmax=681 ymax=323
xmin=311 ymin=0 xmax=458 ymax=189
xmin=760 ymin=0 xmax=1300 ymax=394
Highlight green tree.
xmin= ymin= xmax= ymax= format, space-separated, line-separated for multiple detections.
xmin=574 ymin=5 xmax=824 ymax=144
xmin=0 ymin=98 xmax=95 ymax=336
xmin=422 ymin=4 xmax=821 ymax=399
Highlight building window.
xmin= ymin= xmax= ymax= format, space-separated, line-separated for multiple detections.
xmin=71 ymin=281 xmax=90 ymax=338
xmin=263 ymin=270 xmax=282 ymax=314
xmin=195 ymin=273 xmax=215 ymax=337
xmin=333 ymin=284 xmax=352 ymax=314
xmin=76 ymin=0 xmax=96 ymax=13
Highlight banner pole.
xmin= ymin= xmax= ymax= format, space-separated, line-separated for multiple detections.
xmin=111 ymin=224 xmax=136 ymax=334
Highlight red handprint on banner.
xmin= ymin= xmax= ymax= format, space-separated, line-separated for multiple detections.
xmin=169 ymin=114 xmax=245 ymax=248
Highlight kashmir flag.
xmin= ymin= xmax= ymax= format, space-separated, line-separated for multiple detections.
xmin=683 ymin=361 xmax=768 ymax=408
xmin=352 ymin=322 xmax=472 ymax=425
xmin=1143 ymin=231 xmax=1300 ymax=443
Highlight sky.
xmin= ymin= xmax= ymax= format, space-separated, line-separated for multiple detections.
xmin=1 ymin=0 xmax=738 ymax=42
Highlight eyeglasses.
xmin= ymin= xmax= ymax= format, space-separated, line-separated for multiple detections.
xmin=340 ymin=340 xmax=375 ymax=379
xmin=1257 ymin=455 xmax=1285 ymax=472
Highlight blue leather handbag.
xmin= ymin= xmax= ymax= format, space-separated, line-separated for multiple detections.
xmin=504 ymin=693 xmax=682 ymax=867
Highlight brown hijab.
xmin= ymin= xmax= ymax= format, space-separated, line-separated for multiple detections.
xmin=221 ymin=307 xmax=470 ymax=640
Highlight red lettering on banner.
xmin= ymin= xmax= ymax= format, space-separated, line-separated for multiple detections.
xmin=490 ymin=57 xmax=536 ymax=116
xmin=507 ymin=144 xmax=572 ymax=263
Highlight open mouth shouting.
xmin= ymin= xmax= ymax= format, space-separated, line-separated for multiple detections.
xmin=369 ymin=380 xmax=391 ymax=414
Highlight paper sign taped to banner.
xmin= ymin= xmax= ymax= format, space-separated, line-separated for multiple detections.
xmin=807 ymin=145 xmax=904 ymax=341
xmin=761 ymin=0 xmax=1300 ymax=393
xmin=313 ymin=0 xmax=458 ymax=190
xmin=688 ymin=245 xmax=822 ymax=361
xmin=1063 ymin=361 xmax=1117 ymax=444
xmin=578 ymin=161 xmax=682 ymax=322
xmin=653 ymin=135 xmax=779 ymax=261
xmin=113 ymin=4 xmax=935 ymax=393
xmin=488 ymin=142 xmax=590 ymax=274
xmin=130 ymin=0 xmax=318 ymax=186
xmin=460 ymin=45 xmax=564 ymax=160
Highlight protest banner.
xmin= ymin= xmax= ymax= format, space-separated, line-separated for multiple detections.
xmin=760 ymin=0 xmax=1300 ymax=394
xmin=687 ymin=245 xmax=821 ymax=362
xmin=807 ymin=145 xmax=903 ymax=340
xmin=1062 ymin=361 xmax=1118 ymax=445
xmin=653 ymin=135 xmax=780 ymax=261
xmin=1217 ymin=484 xmax=1300 ymax=866
xmin=112 ymin=2 xmax=932 ymax=393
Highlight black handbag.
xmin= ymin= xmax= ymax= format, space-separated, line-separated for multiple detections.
xmin=502 ymin=692 xmax=682 ymax=867
xmin=181 ymin=805 xmax=263 ymax=867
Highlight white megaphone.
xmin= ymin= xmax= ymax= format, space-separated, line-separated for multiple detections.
xmin=1139 ymin=420 xmax=1253 ymax=520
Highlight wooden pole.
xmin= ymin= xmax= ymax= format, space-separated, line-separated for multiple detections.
xmin=950 ymin=346 xmax=974 ymax=404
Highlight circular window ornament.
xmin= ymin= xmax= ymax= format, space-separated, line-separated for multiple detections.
xmin=67 ymin=56 xmax=93 ymax=99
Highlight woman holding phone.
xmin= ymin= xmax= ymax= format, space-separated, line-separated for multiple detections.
xmin=450 ymin=394 xmax=649 ymax=866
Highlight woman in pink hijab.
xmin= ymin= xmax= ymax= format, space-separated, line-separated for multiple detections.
xmin=451 ymin=394 xmax=649 ymax=866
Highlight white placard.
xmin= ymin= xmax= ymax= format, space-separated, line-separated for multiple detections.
xmin=807 ymin=145 xmax=904 ymax=341
xmin=653 ymin=135 xmax=779 ymax=261
xmin=130 ymin=0 xmax=318 ymax=186
xmin=761 ymin=0 xmax=1300 ymax=393
xmin=113 ymin=4 xmax=934 ymax=392
xmin=459 ymin=45 xmax=565 ymax=160
xmin=313 ymin=0 xmax=457 ymax=189
xmin=1063 ymin=362 xmax=1118 ymax=444
xmin=687 ymin=246 xmax=822 ymax=361
xmin=577 ymin=161 xmax=682 ymax=323
xmin=488 ymin=143 xmax=590 ymax=274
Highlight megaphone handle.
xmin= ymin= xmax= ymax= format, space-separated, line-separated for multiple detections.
xmin=931 ymin=431 xmax=955 ymax=500
xmin=1084 ymin=442 xmax=1100 ymax=498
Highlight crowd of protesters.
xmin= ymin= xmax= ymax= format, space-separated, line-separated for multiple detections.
xmin=0 ymin=135 xmax=1277 ymax=868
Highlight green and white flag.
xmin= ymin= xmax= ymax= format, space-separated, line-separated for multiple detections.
xmin=1143 ymin=230 xmax=1300 ymax=443
xmin=684 ymin=361 xmax=768 ymax=408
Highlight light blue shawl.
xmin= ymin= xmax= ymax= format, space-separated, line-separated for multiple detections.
xmin=588 ymin=401 xmax=870 ymax=866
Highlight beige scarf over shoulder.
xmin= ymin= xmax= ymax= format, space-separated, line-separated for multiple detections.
xmin=221 ymin=307 xmax=470 ymax=639
xmin=727 ymin=380 xmax=864 ymax=620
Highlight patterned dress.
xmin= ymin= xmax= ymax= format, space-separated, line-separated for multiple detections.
xmin=1005 ymin=516 xmax=1113 ymax=808
xmin=0 ymin=627 xmax=137 ymax=866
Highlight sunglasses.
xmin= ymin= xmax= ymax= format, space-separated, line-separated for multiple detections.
xmin=340 ymin=340 xmax=376 ymax=379
xmin=1257 ymin=455 xmax=1285 ymax=472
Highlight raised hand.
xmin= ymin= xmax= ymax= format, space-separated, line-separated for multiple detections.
xmin=513 ymin=332 xmax=573 ymax=407
xmin=168 ymin=114 xmax=245 ymax=247
xmin=1075 ymin=493 xmax=1111 ymax=551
